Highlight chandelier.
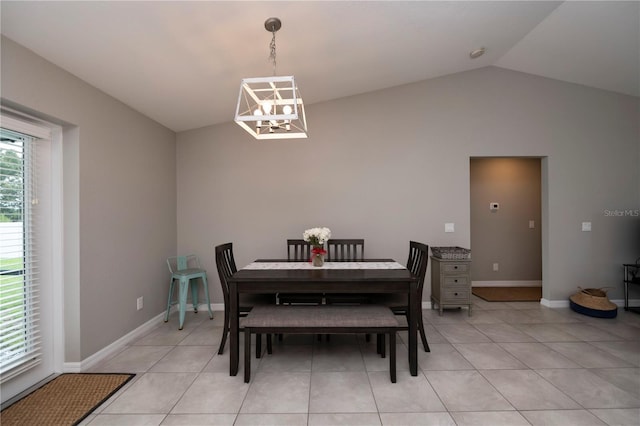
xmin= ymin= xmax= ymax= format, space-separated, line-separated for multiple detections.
xmin=234 ymin=17 xmax=308 ymax=139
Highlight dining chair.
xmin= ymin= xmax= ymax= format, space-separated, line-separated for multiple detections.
xmin=372 ymin=240 xmax=431 ymax=352
xmin=215 ymin=242 xmax=274 ymax=356
xmin=277 ymin=239 xmax=324 ymax=305
xmin=164 ymin=254 xmax=213 ymax=330
xmin=324 ymin=238 xmax=371 ymax=340
xmin=277 ymin=239 xmax=324 ymax=341
xmin=326 ymin=238 xmax=365 ymax=262
xmin=287 ymin=239 xmax=312 ymax=262
xmin=325 ymin=239 xmax=370 ymax=305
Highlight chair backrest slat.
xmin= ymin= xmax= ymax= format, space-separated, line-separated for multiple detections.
xmin=327 ymin=239 xmax=364 ymax=262
xmin=177 ymin=256 xmax=188 ymax=271
xmin=215 ymin=242 xmax=237 ymax=304
xmin=406 ymin=241 xmax=429 ymax=298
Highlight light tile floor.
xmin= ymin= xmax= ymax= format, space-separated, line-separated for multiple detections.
xmin=83 ymin=297 xmax=640 ymax=425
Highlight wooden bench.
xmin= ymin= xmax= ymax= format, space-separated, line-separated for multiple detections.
xmin=243 ymin=304 xmax=400 ymax=383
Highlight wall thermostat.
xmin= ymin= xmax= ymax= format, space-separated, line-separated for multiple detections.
xmin=490 ymin=202 xmax=499 ymax=211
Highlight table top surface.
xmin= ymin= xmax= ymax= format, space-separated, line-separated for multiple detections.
xmin=229 ymin=259 xmax=414 ymax=282
xmin=243 ymin=261 xmax=406 ymax=270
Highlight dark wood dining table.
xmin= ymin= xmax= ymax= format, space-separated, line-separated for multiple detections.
xmin=227 ymin=259 xmax=419 ymax=376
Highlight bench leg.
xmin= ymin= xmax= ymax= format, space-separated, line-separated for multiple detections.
xmin=255 ymin=334 xmax=273 ymax=359
xmin=389 ymin=332 xmax=396 ymax=383
xmin=244 ymin=329 xmax=251 ymax=383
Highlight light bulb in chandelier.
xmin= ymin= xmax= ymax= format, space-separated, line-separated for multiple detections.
xmin=253 ymin=108 xmax=263 ymax=131
xmin=282 ymin=105 xmax=292 ymax=131
xmin=262 ymin=100 xmax=273 ymax=115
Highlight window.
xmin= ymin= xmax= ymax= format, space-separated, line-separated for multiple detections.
xmin=0 ymin=124 xmax=46 ymax=383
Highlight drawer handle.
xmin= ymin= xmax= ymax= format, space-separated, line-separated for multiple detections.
xmin=454 ymin=266 xmax=458 ymax=269
xmin=454 ymin=279 xmax=458 ymax=283
xmin=454 ymin=292 xmax=458 ymax=296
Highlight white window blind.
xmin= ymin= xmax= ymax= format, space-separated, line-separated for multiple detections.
xmin=0 ymin=127 xmax=41 ymax=383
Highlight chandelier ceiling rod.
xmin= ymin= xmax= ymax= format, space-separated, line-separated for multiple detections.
xmin=266 ymin=17 xmax=280 ymax=76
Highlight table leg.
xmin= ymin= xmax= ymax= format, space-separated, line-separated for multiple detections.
xmin=624 ymin=266 xmax=629 ymax=311
xmin=244 ymin=328 xmax=251 ymax=383
xmin=408 ymin=282 xmax=418 ymax=376
xmin=390 ymin=331 xmax=396 ymax=383
xmin=230 ymin=282 xmax=239 ymax=376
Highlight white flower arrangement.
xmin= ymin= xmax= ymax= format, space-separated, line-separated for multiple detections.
xmin=303 ymin=227 xmax=331 ymax=247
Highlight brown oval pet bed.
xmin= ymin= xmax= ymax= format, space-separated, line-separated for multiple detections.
xmin=569 ymin=288 xmax=617 ymax=318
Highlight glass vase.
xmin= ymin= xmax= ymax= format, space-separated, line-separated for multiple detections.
xmin=312 ymin=253 xmax=324 ymax=267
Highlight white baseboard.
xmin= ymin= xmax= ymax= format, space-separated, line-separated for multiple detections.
xmin=540 ymin=298 xmax=567 ymax=308
xmin=64 ymin=311 xmax=166 ymax=372
xmin=66 ymin=304 xmax=227 ymax=373
xmin=473 ymin=280 xmax=542 ymax=288
xmin=538 ymin=298 xmax=639 ymax=309
xmin=63 ymin=362 xmax=82 ymax=373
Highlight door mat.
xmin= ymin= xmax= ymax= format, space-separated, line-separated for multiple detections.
xmin=472 ymin=286 xmax=542 ymax=302
xmin=1 ymin=373 xmax=135 ymax=426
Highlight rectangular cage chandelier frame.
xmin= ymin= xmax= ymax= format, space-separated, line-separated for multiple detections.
xmin=234 ymin=76 xmax=308 ymax=140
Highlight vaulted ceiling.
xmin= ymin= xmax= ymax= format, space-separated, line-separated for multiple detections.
xmin=1 ymin=1 xmax=638 ymax=132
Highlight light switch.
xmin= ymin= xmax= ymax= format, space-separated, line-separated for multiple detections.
xmin=490 ymin=202 xmax=499 ymax=211
xmin=529 ymin=220 xmax=535 ymax=229
xmin=582 ymin=222 xmax=592 ymax=232
xmin=445 ymin=223 xmax=455 ymax=233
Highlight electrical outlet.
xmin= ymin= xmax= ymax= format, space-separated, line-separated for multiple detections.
xmin=137 ymin=296 xmax=143 ymax=311
xmin=445 ymin=223 xmax=455 ymax=233
xmin=529 ymin=220 xmax=535 ymax=229
xmin=582 ymin=222 xmax=592 ymax=232
xmin=493 ymin=263 xmax=499 ymax=272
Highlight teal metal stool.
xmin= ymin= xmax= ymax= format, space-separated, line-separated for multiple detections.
xmin=165 ymin=255 xmax=213 ymax=329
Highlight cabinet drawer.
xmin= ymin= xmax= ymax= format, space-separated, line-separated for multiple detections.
xmin=443 ymin=276 xmax=469 ymax=286
xmin=442 ymin=263 xmax=469 ymax=274
xmin=442 ymin=288 xmax=470 ymax=302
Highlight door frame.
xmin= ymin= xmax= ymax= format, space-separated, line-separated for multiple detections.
xmin=0 ymin=111 xmax=64 ymax=405
xmin=469 ymin=156 xmax=548 ymax=301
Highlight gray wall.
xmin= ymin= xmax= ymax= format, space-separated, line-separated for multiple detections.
xmin=2 ymin=32 xmax=639 ymax=363
xmin=1 ymin=36 xmax=177 ymax=360
xmin=177 ymin=66 xmax=639 ymax=304
xmin=470 ymin=157 xmax=542 ymax=282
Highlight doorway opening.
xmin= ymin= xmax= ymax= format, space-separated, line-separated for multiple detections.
xmin=470 ymin=157 xmax=543 ymax=302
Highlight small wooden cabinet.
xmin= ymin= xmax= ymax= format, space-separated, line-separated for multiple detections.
xmin=430 ymin=257 xmax=472 ymax=316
